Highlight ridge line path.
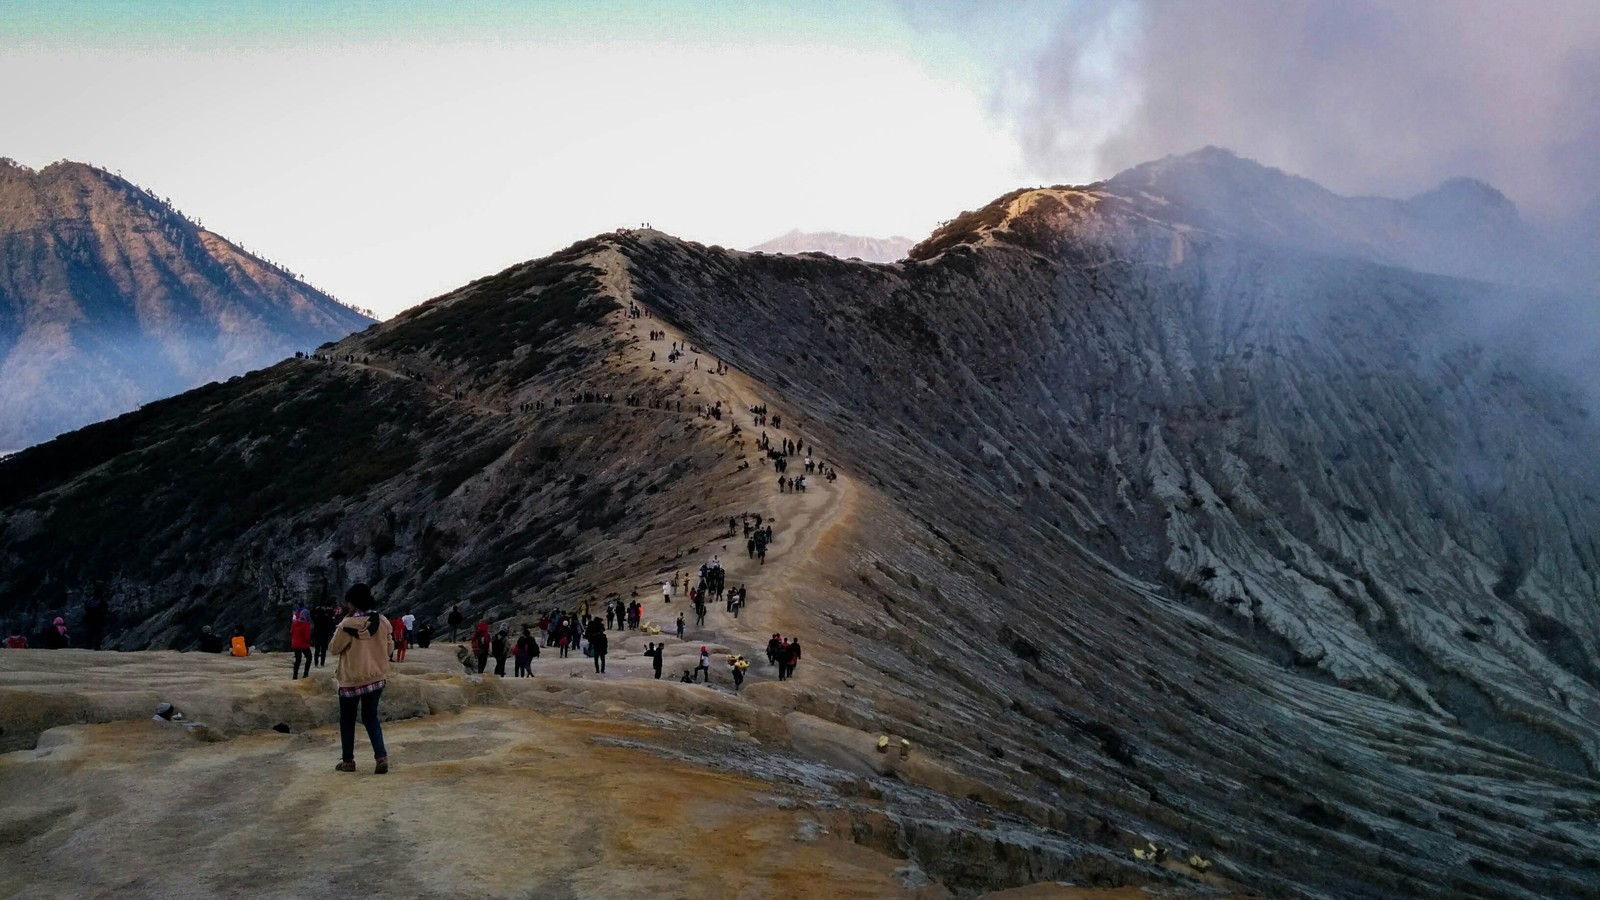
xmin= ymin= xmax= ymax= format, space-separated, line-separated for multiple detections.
xmin=596 ymin=247 xmax=859 ymax=687
xmin=303 ymin=247 xmax=858 ymax=691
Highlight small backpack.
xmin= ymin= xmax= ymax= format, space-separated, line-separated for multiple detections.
xmin=230 ymin=635 xmax=248 ymax=657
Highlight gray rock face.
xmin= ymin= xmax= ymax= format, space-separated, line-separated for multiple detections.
xmin=616 ymin=162 xmax=1600 ymax=894
xmin=0 ymin=159 xmax=373 ymax=449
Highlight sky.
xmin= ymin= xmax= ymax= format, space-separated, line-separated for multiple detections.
xmin=3 ymin=1 xmax=1597 ymax=317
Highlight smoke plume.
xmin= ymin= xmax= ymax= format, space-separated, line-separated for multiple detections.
xmin=914 ymin=1 xmax=1600 ymax=216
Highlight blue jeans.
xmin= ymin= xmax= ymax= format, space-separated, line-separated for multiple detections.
xmin=339 ymin=689 xmax=387 ymax=761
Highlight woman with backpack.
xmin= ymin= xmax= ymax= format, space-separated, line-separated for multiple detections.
xmin=327 ymin=583 xmax=392 ymax=774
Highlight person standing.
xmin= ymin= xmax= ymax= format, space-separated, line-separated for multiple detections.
xmin=392 ymin=615 xmax=408 ymax=663
xmin=694 ymin=646 xmax=711 ymax=683
xmin=591 ymin=627 xmax=608 ymax=674
xmin=82 ymin=588 xmax=108 ymax=651
xmin=311 ymin=602 xmax=336 ymax=667
xmin=448 ymin=604 xmax=464 ymax=641
xmin=471 ymin=621 xmax=491 ymax=673
xmin=644 ymin=642 xmax=664 ymax=679
xmin=786 ymin=639 xmax=803 ymax=679
xmin=491 ymin=626 xmax=509 ymax=677
xmin=327 ymin=583 xmax=392 ymax=774
xmin=290 ymin=607 xmax=313 ymax=679
xmin=662 ymin=580 xmax=672 ymax=604
xmin=513 ymin=630 xmax=531 ymax=677
xmin=675 ymin=614 xmax=685 ymax=640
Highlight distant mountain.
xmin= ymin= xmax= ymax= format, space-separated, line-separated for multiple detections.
xmin=0 ymin=158 xmax=374 ymax=449
xmin=1075 ymin=146 xmax=1560 ymax=290
xmin=749 ymin=229 xmax=913 ymax=263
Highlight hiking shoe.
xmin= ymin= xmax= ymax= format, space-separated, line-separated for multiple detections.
xmin=334 ymin=760 xmax=356 ymax=772
xmin=374 ymin=756 xmax=389 ymax=775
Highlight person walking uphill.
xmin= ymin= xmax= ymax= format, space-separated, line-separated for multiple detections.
xmin=327 ymin=583 xmax=392 ymax=774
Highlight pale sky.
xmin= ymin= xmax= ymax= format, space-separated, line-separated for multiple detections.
xmin=0 ymin=1 xmax=1038 ymax=317
xmin=4 ymin=2 xmax=1595 ymax=317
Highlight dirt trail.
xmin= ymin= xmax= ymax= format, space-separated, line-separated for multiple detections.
xmin=601 ymin=266 xmax=860 ymax=681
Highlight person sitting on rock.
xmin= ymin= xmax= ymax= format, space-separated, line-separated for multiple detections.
xmin=3 ymin=627 xmax=27 ymax=649
xmin=197 ymin=625 xmax=224 ymax=653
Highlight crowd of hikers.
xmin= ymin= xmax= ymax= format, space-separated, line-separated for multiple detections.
xmin=2 ymin=305 xmax=840 ymax=776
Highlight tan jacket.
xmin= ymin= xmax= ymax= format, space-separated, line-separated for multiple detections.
xmin=327 ymin=614 xmax=393 ymax=689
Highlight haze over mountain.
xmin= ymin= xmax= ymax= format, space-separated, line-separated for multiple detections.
xmin=749 ymin=229 xmax=915 ymax=263
xmin=4 ymin=149 xmax=1599 ymax=898
xmin=0 ymin=158 xmax=375 ymax=450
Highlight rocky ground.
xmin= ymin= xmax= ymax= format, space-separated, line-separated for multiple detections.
xmin=0 ymin=649 xmax=1219 ymax=900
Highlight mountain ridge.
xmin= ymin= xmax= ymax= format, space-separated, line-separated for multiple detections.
xmin=3 ymin=152 xmax=1600 ymax=897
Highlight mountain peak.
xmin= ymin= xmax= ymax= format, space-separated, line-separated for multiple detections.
xmin=1408 ymin=176 xmax=1520 ymax=225
xmin=0 ymin=157 xmax=374 ymax=448
xmin=749 ymin=229 xmax=915 ymax=263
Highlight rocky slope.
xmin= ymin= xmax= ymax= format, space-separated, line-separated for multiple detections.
xmin=750 ymin=229 xmax=915 ymax=263
xmin=2 ymin=151 xmax=1599 ymax=897
xmin=0 ymin=158 xmax=373 ymax=449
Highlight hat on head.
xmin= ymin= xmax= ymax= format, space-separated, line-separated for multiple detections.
xmin=53 ymin=616 xmax=64 ymax=625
